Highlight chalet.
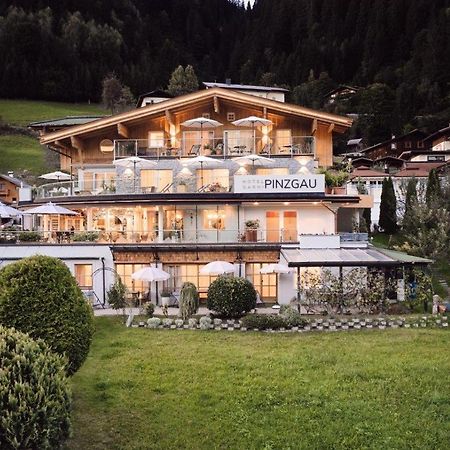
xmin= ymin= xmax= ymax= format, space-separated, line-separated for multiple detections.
xmin=3 ymin=87 xmax=429 ymax=305
xmin=28 ymin=116 xmax=106 ymax=134
xmin=0 ymin=172 xmax=28 ymax=205
xmin=136 ymin=90 xmax=174 ymax=108
xmin=203 ymin=81 xmax=288 ymax=102
xmin=324 ymin=85 xmax=360 ymax=105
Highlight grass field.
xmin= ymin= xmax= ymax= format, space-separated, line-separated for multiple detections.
xmin=0 ymin=99 xmax=107 ymax=126
xmin=0 ymin=134 xmax=47 ymax=175
xmin=66 ymin=317 xmax=450 ymax=450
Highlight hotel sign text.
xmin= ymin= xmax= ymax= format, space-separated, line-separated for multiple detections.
xmin=234 ymin=174 xmax=325 ymax=193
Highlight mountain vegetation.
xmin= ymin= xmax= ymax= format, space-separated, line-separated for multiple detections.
xmin=0 ymin=0 xmax=448 ymax=145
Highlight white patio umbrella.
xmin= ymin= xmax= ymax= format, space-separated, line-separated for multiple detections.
xmin=232 ymin=116 xmax=272 ymax=153
xmin=132 ymin=266 xmax=171 ymax=305
xmin=181 ymin=117 xmax=223 ymax=149
xmin=0 ymin=201 xmax=22 ymax=218
xmin=183 ymin=155 xmax=223 ymax=187
xmin=200 ymin=261 xmax=235 ymax=276
xmin=39 ymin=171 xmax=72 ymax=181
xmin=24 ymin=202 xmax=78 ymax=215
xmin=114 ymin=156 xmax=157 ymax=191
xmin=260 ymin=263 xmax=293 ymax=274
xmin=233 ymin=154 xmax=274 ymax=172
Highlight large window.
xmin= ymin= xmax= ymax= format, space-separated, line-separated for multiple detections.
xmin=148 ymin=131 xmax=165 ymax=148
xmin=141 ymin=169 xmax=172 ymax=192
xmin=197 ymin=169 xmax=229 ymax=190
xmin=256 ymin=168 xmax=289 ymax=176
xmin=115 ymin=263 xmax=146 ymax=292
xmin=246 ymin=263 xmax=277 ymax=301
xmin=164 ymin=264 xmax=219 ymax=294
xmin=82 ymin=171 xmax=115 ymax=193
xmin=74 ymin=264 xmax=93 ymax=289
xmin=203 ymin=209 xmax=225 ymax=230
xmin=275 ymin=129 xmax=292 ymax=150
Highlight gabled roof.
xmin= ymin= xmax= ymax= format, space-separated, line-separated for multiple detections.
xmin=324 ymin=85 xmax=361 ymax=98
xmin=203 ymin=82 xmax=288 ymax=92
xmin=393 ymin=161 xmax=448 ymax=177
xmin=0 ymin=173 xmax=29 ymax=187
xmin=29 ymin=115 xmax=106 ymax=129
xmin=41 ymin=87 xmax=352 ymax=145
xmin=361 ymin=129 xmax=427 ymax=153
xmin=347 ymin=138 xmax=363 ymax=146
xmin=423 ymin=125 xmax=450 ymax=143
xmin=136 ymin=89 xmax=173 ymax=107
xmin=350 ymin=166 xmax=386 ymax=179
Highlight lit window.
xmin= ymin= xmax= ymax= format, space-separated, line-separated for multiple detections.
xmin=203 ymin=210 xmax=225 ymax=230
xmin=404 ymin=141 xmax=412 ymax=149
xmin=227 ymin=112 xmax=235 ymax=121
xmin=75 ymin=264 xmax=93 ymax=289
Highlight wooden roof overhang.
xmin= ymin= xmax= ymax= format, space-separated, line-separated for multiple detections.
xmin=40 ymin=88 xmax=353 ymax=148
xmin=19 ymin=193 xmax=360 ymax=208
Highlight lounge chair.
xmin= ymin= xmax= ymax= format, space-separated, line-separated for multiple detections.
xmin=188 ymin=144 xmax=201 ymax=156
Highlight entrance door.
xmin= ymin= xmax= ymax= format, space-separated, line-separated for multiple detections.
xmin=266 ymin=211 xmax=280 ymax=242
xmin=283 ymin=211 xmax=297 ymax=242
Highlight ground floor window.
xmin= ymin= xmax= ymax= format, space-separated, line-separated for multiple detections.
xmin=164 ymin=264 xmax=219 ymax=295
xmin=246 ymin=263 xmax=277 ymax=302
xmin=115 ymin=263 xmax=146 ymax=292
xmin=74 ymin=264 xmax=93 ymax=290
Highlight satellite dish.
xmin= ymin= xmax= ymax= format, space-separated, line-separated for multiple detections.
xmin=100 ymin=139 xmax=114 ymax=153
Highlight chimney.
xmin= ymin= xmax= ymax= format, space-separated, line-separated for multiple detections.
xmin=7 ymin=171 xmax=14 ymax=178
xmin=226 ymin=78 xmax=232 ymax=85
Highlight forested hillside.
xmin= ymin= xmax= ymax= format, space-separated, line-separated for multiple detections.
xmin=0 ymin=0 xmax=448 ymax=145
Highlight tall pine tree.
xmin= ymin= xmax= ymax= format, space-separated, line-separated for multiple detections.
xmin=379 ymin=177 xmax=397 ymax=234
xmin=402 ymin=178 xmax=418 ymax=233
xmin=425 ymin=169 xmax=441 ymax=206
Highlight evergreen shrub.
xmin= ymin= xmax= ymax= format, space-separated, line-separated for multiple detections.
xmin=0 ymin=255 xmax=94 ymax=375
xmin=179 ymin=282 xmax=199 ymax=320
xmin=207 ymin=276 xmax=256 ymax=319
xmin=240 ymin=314 xmax=308 ymax=330
xmin=0 ymin=326 xmax=72 ymax=449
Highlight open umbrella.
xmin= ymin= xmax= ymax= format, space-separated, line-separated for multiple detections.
xmin=114 ymin=156 xmax=157 ymax=192
xmin=132 ymin=266 xmax=171 ymax=305
xmin=259 ymin=263 xmax=293 ymax=274
xmin=24 ymin=202 xmax=78 ymax=215
xmin=232 ymin=116 xmax=272 ymax=153
xmin=181 ymin=117 xmax=222 ymax=151
xmin=183 ymin=155 xmax=223 ymax=187
xmin=0 ymin=201 xmax=22 ymax=218
xmin=233 ymin=154 xmax=274 ymax=172
xmin=39 ymin=171 xmax=72 ymax=181
xmin=200 ymin=261 xmax=235 ymax=276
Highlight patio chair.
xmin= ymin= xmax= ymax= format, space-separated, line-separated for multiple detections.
xmin=188 ymin=144 xmax=201 ymax=156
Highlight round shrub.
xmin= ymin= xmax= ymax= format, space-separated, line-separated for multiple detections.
xmin=0 ymin=326 xmax=72 ymax=449
xmin=0 ymin=255 xmax=94 ymax=375
xmin=207 ymin=276 xmax=257 ymax=319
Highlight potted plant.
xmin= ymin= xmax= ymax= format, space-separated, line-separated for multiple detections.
xmin=245 ymin=219 xmax=260 ymax=242
xmin=160 ymin=289 xmax=172 ymax=307
xmin=320 ymin=169 xmax=348 ymax=194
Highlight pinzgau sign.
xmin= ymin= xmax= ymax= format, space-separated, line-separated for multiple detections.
xmin=234 ymin=174 xmax=325 ymax=193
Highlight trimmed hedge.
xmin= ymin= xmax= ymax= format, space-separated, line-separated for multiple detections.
xmin=0 ymin=255 xmax=94 ymax=375
xmin=207 ymin=276 xmax=256 ymax=318
xmin=0 ymin=326 xmax=72 ymax=449
xmin=241 ymin=313 xmax=308 ymax=330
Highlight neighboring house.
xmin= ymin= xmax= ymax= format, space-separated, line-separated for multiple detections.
xmin=423 ymin=125 xmax=450 ymax=152
xmin=136 ymin=90 xmax=174 ymax=108
xmin=28 ymin=116 xmax=106 ymax=135
xmin=360 ymin=129 xmax=427 ymax=161
xmin=0 ymin=172 xmax=28 ymax=204
xmin=3 ymin=87 xmax=428 ymax=303
xmin=203 ymin=80 xmax=288 ymax=102
xmin=324 ymin=85 xmax=360 ymax=105
xmin=346 ymin=138 xmax=365 ymax=154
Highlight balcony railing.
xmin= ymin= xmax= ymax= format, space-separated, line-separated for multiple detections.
xmin=35 ymin=176 xmax=232 ymax=199
xmin=114 ymin=136 xmax=315 ymax=159
xmin=0 ymin=229 xmax=302 ymax=245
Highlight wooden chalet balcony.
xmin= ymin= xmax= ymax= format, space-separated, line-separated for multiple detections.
xmin=114 ymin=136 xmax=315 ymax=159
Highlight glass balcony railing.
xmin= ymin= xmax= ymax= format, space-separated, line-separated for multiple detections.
xmin=0 ymin=229 xmax=301 ymax=245
xmin=113 ymin=136 xmax=315 ymax=159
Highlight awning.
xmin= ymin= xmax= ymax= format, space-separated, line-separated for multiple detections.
xmin=281 ymin=246 xmax=432 ymax=268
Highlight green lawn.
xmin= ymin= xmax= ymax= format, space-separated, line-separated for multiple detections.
xmin=0 ymin=134 xmax=47 ymax=175
xmin=67 ymin=317 xmax=450 ymax=450
xmin=0 ymin=99 xmax=107 ymax=126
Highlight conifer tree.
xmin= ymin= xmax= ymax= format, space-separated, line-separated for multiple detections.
xmin=425 ymin=169 xmax=441 ymax=206
xmin=379 ymin=177 xmax=397 ymax=234
xmin=402 ymin=178 xmax=418 ymax=233
xmin=167 ymin=65 xmax=199 ymax=97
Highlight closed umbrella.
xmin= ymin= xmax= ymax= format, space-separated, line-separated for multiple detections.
xmin=39 ymin=171 xmax=72 ymax=181
xmin=181 ymin=117 xmax=222 ymax=151
xmin=132 ymin=266 xmax=171 ymax=305
xmin=183 ymin=155 xmax=223 ymax=187
xmin=259 ymin=263 xmax=293 ymax=274
xmin=0 ymin=202 xmax=22 ymax=218
xmin=232 ymin=116 xmax=272 ymax=153
xmin=114 ymin=156 xmax=157 ymax=192
xmin=200 ymin=261 xmax=235 ymax=276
